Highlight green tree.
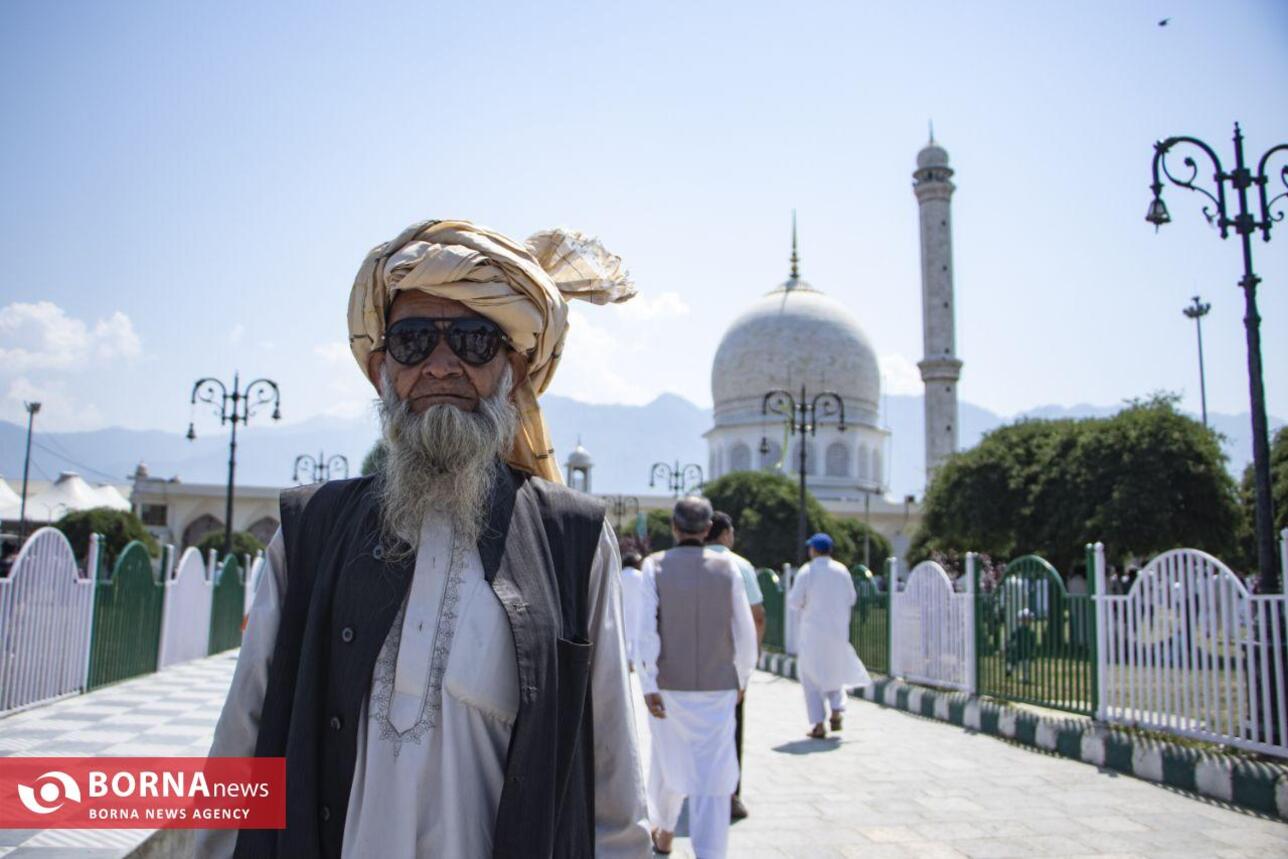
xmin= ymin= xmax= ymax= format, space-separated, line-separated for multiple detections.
xmin=827 ymin=516 xmax=892 ymax=573
xmin=196 ymin=530 xmax=265 ymax=561
xmin=56 ymin=507 xmax=159 ymax=573
xmin=361 ymin=441 xmax=387 ymax=476
xmin=1238 ymin=425 xmax=1288 ymax=569
xmin=701 ymin=471 xmax=832 ymax=570
xmin=913 ymin=394 xmax=1242 ymax=574
xmin=644 ymin=508 xmax=674 ymax=553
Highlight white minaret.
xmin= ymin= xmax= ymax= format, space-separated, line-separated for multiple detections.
xmin=914 ymin=130 xmax=962 ymax=485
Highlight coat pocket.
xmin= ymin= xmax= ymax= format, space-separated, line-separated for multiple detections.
xmin=553 ymin=636 xmax=593 ymax=805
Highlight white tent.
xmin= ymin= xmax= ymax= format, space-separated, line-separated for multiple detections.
xmin=23 ymin=472 xmax=130 ymax=523
xmin=0 ymin=478 xmax=22 ymax=522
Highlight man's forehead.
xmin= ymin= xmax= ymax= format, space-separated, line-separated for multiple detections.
xmin=388 ymin=291 xmax=481 ymax=322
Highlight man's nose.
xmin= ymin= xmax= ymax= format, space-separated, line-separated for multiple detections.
xmin=420 ymin=337 xmax=462 ymax=378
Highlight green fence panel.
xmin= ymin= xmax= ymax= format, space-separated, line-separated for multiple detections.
xmin=758 ymin=569 xmax=784 ymax=652
xmin=849 ymin=564 xmax=890 ymax=674
xmin=975 ymin=554 xmax=1094 ymax=715
xmin=87 ymin=541 xmax=164 ymax=690
xmin=208 ymin=555 xmax=246 ymax=654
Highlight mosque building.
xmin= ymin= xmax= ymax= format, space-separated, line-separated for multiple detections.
xmin=701 ymin=135 xmax=961 ymax=557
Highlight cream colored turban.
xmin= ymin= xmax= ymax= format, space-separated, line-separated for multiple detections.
xmin=348 ymin=219 xmax=635 ymax=483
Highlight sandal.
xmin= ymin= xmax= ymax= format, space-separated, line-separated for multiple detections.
xmin=806 ymin=723 xmax=827 ymax=739
xmin=830 ymin=713 xmax=843 ymax=732
xmin=651 ymin=827 xmax=673 ymax=855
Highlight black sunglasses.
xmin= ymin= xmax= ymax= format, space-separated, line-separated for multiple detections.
xmin=382 ymin=317 xmax=510 ymax=367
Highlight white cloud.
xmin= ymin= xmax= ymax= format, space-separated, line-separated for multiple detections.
xmin=880 ymin=353 xmax=923 ymax=396
xmin=548 ymin=310 xmax=655 ymax=405
xmin=0 ymin=302 xmax=141 ymax=372
xmin=229 ymin=323 xmax=246 ymax=345
xmin=2 ymin=377 xmax=106 ymax=432
xmin=312 ymin=342 xmax=376 ymax=418
xmin=612 ymin=290 xmax=691 ymax=322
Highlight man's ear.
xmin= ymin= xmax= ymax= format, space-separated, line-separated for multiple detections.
xmin=367 ymin=351 xmax=387 ymax=394
xmin=506 ymin=350 xmax=529 ymax=402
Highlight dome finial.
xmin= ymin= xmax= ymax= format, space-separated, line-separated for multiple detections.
xmin=928 ymin=119 xmax=935 ymax=144
xmin=789 ymin=210 xmax=800 ymax=282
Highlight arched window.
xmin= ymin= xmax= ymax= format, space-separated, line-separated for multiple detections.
xmin=182 ymin=514 xmax=223 ymax=550
xmin=872 ymin=448 xmax=883 ymax=486
xmin=825 ymin=442 xmax=850 ymax=477
xmin=760 ymin=440 xmax=782 ymax=471
xmin=248 ymin=517 xmax=279 ymax=546
xmin=857 ymin=444 xmax=870 ymax=481
xmin=730 ymin=442 xmax=752 ymax=472
xmin=790 ymin=440 xmax=816 ymax=475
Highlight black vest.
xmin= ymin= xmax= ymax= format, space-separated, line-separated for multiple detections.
xmin=234 ymin=466 xmax=605 ymax=859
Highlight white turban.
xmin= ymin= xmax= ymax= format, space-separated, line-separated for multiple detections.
xmin=348 ymin=219 xmax=635 ymax=482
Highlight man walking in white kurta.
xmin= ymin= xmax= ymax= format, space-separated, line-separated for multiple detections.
xmin=788 ymin=533 xmax=871 ymax=738
xmin=637 ymin=497 xmax=756 ymax=858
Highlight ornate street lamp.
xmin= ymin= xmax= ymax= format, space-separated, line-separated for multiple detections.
xmin=605 ymin=494 xmax=640 ymax=536
xmin=760 ymin=385 xmax=846 ymax=563
xmin=293 ymin=452 xmax=349 ymax=484
xmin=649 ymin=461 xmax=704 ymax=499
xmin=17 ymin=401 xmax=40 ymax=542
xmin=187 ymin=372 xmax=281 ymax=556
xmin=1182 ymin=295 xmax=1212 ymax=428
xmin=1147 ymin=122 xmax=1286 ymax=591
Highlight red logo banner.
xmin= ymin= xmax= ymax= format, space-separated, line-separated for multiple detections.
xmin=0 ymin=757 xmax=285 ymax=829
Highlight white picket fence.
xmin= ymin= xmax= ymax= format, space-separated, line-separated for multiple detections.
xmin=157 ymin=547 xmax=215 ymax=669
xmin=0 ymin=528 xmax=95 ymax=713
xmin=775 ymin=530 xmax=1288 ymax=759
xmin=890 ymin=559 xmax=975 ymax=692
xmin=1094 ymin=540 xmax=1288 ymax=757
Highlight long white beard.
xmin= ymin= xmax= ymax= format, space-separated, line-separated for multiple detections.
xmin=374 ymin=363 xmax=518 ymax=561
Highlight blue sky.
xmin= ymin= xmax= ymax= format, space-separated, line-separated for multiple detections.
xmin=1 ymin=0 xmax=1285 ymax=437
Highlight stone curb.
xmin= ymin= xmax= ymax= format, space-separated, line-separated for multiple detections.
xmin=757 ymin=652 xmax=1288 ymax=821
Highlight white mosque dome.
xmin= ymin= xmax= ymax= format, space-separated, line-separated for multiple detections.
xmin=565 ymin=442 xmax=594 ymax=469
xmin=711 ymin=274 xmax=881 ymax=428
xmin=916 ymin=141 xmax=950 ymax=169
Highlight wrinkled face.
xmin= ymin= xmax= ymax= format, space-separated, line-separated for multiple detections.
xmin=368 ymin=293 xmax=527 ymax=414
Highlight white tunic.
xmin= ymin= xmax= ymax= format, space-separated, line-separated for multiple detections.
xmin=619 ymin=563 xmax=645 ymax=665
xmin=635 ymin=550 xmax=757 ymax=796
xmin=197 ymin=513 xmax=650 ymax=858
xmin=788 ymin=556 xmax=871 ymax=692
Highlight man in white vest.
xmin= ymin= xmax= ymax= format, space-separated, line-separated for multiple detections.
xmin=787 ymin=533 xmax=871 ymax=739
xmin=638 ymin=496 xmax=757 ymax=858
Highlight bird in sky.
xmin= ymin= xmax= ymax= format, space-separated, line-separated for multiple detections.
xmin=1158 ymin=18 xmax=1171 ymax=26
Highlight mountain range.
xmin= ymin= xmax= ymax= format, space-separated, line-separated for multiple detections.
xmin=1 ymin=395 xmax=1280 ymax=500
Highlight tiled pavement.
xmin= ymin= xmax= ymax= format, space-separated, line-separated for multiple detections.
xmin=0 ymin=652 xmax=1284 ymax=857
xmin=639 ymin=672 xmax=1288 ymax=858
xmin=0 ymin=653 xmax=236 ymax=858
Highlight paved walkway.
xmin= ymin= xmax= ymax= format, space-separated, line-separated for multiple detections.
xmin=0 ymin=653 xmax=1284 ymax=857
xmin=666 ymin=671 xmax=1288 ymax=859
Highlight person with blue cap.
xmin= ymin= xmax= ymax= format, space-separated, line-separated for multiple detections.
xmin=787 ymin=532 xmax=871 ymax=739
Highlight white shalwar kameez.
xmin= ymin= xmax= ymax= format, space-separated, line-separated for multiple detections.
xmin=788 ymin=556 xmax=872 ymax=725
xmin=637 ymin=554 xmax=757 ymax=859
xmin=619 ymin=562 xmax=646 ymax=666
xmin=197 ymin=513 xmax=649 ymax=858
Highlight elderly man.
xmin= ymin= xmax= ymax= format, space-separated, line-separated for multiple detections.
xmin=200 ymin=220 xmax=650 ymax=858
xmin=702 ymin=511 xmax=763 ymax=821
xmin=638 ymin=497 xmax=756 ymax=859
xmin=788 ymin=533 xmax=871 ymax=739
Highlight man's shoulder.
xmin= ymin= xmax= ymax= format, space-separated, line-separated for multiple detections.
xmin=519 ymin=470 xmax=606 ymax=524
xmin=282 ymin=475 xmax=377 ymax=526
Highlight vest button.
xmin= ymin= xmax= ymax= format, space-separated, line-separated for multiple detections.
xmin=330 ymin=715 xmax=343 ymax=731
xmin=320 ymin=804 xmax=331 ymax=822
xmin=341 ymin=627 xmax=355 ymax=643
xmin=372 ymin=545 xmax=384 ymax=560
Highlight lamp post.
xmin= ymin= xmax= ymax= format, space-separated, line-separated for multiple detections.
xmin=17 ymin=401 xmax=40 ymax=542
xmin=605 ymin=494 xmax=640 ymax=537
xmin=1182 ymin=295 xmax=1212 ymax=427
xmin=293 ymin=452 xmax=349 ymax=484
xmin=649 ymin=461 xmax=704 ymax=499
xmin=760 ymin=385 xmax=846 ymax=563
xmin=1146 ymin=122 xmax=1286 ymax=592
xmin=187 ymin=372 xmax=281 ymax=557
